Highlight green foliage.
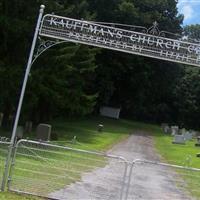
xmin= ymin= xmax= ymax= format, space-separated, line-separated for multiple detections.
xmin=89 ymin=0 xmax=183 ymax=123
xmin=22 ymin=43 xmax=98 ymax=122
xmin=173 ymin=67 xmax=200 ymax=129
xmin=154 ymin=126 xmax=200 ymax=199
xmin=0 ymin=192 xmax=40 ymax=200
xmin=184 ymin=24 xmax=200 ymax=41
xmin=0 ymin=0 xmax=98 ymax=125
xmin=1 ymin=0 xmax=199 ymax=130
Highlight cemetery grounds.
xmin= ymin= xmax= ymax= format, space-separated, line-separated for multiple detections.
xmin=0 ymin=117 xmax=200 ymax=199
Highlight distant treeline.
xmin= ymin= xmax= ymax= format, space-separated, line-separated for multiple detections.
xmin=0 ymin=0 xmax=200 ymax=129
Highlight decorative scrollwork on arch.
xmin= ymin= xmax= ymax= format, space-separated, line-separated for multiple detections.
xmin=34 ymin=38 xmax=57 ymax=58
xmin=32 ymin=38 xmax=66 ymax=66
xmin=148 ymin=21 xmax=160 ymax=36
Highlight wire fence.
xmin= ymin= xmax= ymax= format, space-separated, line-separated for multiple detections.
xmin=8 ymin=140 xmax=128 ymax=200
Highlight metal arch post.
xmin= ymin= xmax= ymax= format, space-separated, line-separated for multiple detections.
xmin=1 ymin=5 xmax=45 ymax=191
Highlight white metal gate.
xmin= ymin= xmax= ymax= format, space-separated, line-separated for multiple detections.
xmin=2 ymin=139 xmax=200 ymax=200
xmin=126 ymin=159 xmax=200 ymax=200
xmin=8 ymin=139 xmax=129 ymax=200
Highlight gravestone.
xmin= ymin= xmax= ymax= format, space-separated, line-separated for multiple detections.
xmin=161 ymin=123 xmax=169 ymax=134
xmin=190 ymin=130 xmax=197 ymax=138
xmin=16 ymin=126 xmax=24 ymax=139
xmin=171 ymin=126 xmax=179 ymax=136
xmin=172 ymin=135 xmax=186 ymax=145
xmin=100 ymin=106 xmax=121 ymax=119
xmin=161 ymin=123 xmax=168 ymax=129
xmin=195 ymin=136 xmax=200 ymax=147
xmin=0 ymin=113 xmax=3 ymax=127
xmin=36 ymin=124 xmax=52 ymax=141
xmin=180 ymin=128 xmax=186 ymax=135
xmin=25 ymin=121 xmax=33 ymax=133
xmin=183 ymin=131 xmax=193 ymax=141
xmin=196 ymin=131 xmax=200 ymax=137
xmin=163 ymin=125 xmax=170 ymax=134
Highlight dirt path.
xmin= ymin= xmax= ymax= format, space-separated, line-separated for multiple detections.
xmin=49 ymin=131 xmax=193 ymax=200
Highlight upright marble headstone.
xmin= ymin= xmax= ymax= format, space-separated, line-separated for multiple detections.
xmin=16 ymin=126 xmax=24 ymax=139
xmin=172 ymin=135 xmax=186 ymax=144
xmin=36 ymin=124 xmax=52 ymax=141
xmin=163 ymin=125 xmax=170 ymax=134
xmin=171 ymin=126 xmax=179 ymax=136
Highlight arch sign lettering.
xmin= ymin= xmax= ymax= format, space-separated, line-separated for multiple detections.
xmin=40 ymin=14 xmax=200 ymax=67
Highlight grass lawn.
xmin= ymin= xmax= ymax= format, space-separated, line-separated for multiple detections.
xmin=0 ymin=192 xmax=40 ymax=200
xmin=152 ymin=126 xmax=200 ymax=198
xmin=0 ymin=116 xmax=200 ymax=199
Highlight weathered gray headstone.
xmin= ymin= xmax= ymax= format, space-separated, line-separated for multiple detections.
xmin=161 ymin=123 xmax=168 ymax=129
xmin=25 ymin=121 xmax=33 ymax=133
xmin=36 ymin=124 xmax=52 ymax=141
xmin=163 ymin=125 xmax=170 ymax=134
xmin=172 ymin=135 xmax=186 ymax=144
xmin=180 ymin=128 xmax=186 ymax=135
xmin=196 ymin=131 xmax=200 ymax=137
xmin=0 ymin=113 xmax=3 ymax=127
xmin=16 ymin=126 xmax=24 ymax=139
xmin=171 ymin=126 xmax=179 ymax=136
xmin=100 ymin=106 xmax=121 ymax=119
xmin=190 ymin=130 xmax=197 ymax=138
xmin=183 ymin=131 xmax=193 ymax=141
xmin=195 ymin=136 xmax=200 ymax=147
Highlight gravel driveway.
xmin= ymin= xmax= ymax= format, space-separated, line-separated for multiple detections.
xmin=49 ymin=131 xmax=194 ymax=200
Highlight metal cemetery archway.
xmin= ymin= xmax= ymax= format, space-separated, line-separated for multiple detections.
xmin=2 ymin=4 xmax=200 ymax=191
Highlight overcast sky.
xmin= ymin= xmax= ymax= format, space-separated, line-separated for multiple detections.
xmin=178 ymin=0 xmax=200 ymax=25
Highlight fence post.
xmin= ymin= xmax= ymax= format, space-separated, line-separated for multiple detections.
xmin=124 ymin=162 xmax=134 ymax=200
xmin=119 ymin=162 xmax=129 ymax=200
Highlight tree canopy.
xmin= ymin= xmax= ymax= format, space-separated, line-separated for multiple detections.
xmin=1 ymin=0 xmax=200 ymax=129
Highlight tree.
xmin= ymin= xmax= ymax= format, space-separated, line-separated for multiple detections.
xmin=22 ymin=43 xmax=98 ymax=122
xmin=88 ymin=0 xmax=183 ymax=122
xmin=173 ymin=67 xmax=200 ymax=129
xmin=184 ymin=24 xmax=200 ymax=42
xmin=0 ymin=0 xmax=98 ymax=126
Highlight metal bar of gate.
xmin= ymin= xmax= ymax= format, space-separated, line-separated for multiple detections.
xmin=134 ymin=159 xmax=200 ymax=172
xmin=8 ymin=139 xmax=129 ymax=200
xmin=125 ymin=159 xmax=200 ymax=200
